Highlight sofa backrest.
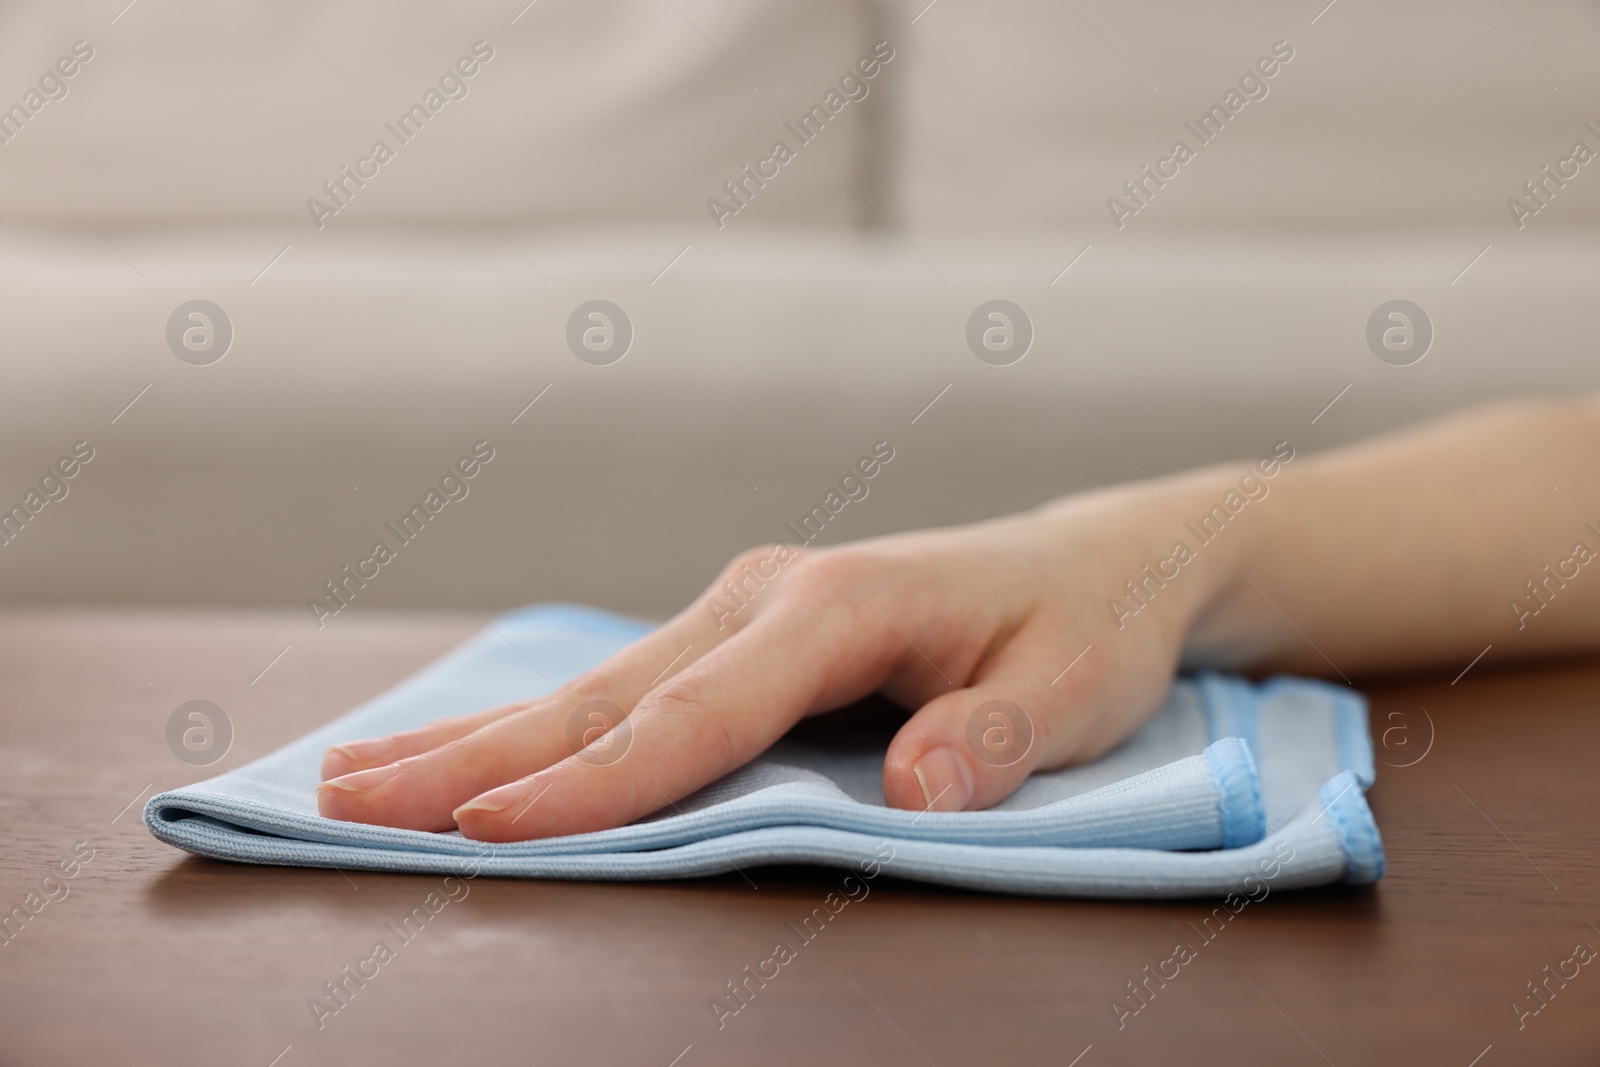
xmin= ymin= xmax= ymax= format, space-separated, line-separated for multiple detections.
xmin=0 ymin=0 xmax=871 ymax=229
xmin=3 ymin=0 xmax=1596 ymax=232
xmin=893 ymin=0 xmax=1600 ymax=230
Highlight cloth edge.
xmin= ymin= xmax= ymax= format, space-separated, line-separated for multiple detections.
xmin=1204 ymin=737 xmax=1266 ymax=849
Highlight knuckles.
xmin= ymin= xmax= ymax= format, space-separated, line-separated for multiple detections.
xmin=781 ymin=548 xmax=878 ymax=603
xmin=701 ymin=543 xmax=811 ymax=631
xmin=705 ymin=541 xmax=900 ymax=621
xmin=720 ymin=543 xmax=799 ymax=583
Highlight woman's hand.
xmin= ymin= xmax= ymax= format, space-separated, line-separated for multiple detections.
xmin=316 ymin=396 xmax=1600 ymax=841
xmin=316 ymin=477 xmax=1253 ymax=842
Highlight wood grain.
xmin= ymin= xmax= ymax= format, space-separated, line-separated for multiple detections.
xmin=0 ymin=609 xmax=1596 ymax=1066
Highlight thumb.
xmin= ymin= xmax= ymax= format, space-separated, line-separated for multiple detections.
xmin=882 ymin=667 xmax=1070 ymax=813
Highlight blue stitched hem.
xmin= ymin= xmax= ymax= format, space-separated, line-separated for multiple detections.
xmin=1203 ymin=737 xmax=1266 ymax=849
xmin=1319 ymin=771 xmax=1385 ymax=884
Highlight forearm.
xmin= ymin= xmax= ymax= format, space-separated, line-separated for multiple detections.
xmin=1183 ymin=395 xmax=1600 ymax=677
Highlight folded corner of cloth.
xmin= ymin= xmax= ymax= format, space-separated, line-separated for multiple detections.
xmin=145 ymin=604 xmax=1385 ymax=899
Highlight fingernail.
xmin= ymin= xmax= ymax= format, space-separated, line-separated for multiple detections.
xmin=319 ymin=763 xmax=403 ymax=794
xmin=453 ymin=778 xmax=542 ymax=821
xmin=330 ymin=737 xmax=394 ymax=765
xmin=452 ymin=795 xmax=513 ymax=818
xmin=912 ymin=747 xmax=973 ymax=812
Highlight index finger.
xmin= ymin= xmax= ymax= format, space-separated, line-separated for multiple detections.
xmin=452 ymin=592 xmax=901 ymax=841
xmin=317 ymin=592 xmax=733 ymax=831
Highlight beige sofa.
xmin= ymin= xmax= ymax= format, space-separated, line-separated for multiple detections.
xmin=1 ymin=0 xmax=1596 ymax=615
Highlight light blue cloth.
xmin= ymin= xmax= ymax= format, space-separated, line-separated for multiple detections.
xmin=145 ymin=605 xmax=1384 ymax=898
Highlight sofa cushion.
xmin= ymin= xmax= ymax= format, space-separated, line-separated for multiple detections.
xmin=1 ymin=222 xmax=1594 ymax=611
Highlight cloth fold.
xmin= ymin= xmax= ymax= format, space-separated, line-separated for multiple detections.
xmin=145 ymin=605 xmax=1384 ymax=898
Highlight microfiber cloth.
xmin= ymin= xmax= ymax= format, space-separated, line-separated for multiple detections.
xmin=145 ymin=605 xmax=1384 ymax=898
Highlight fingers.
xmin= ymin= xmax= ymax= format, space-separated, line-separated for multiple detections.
xmin=320 ymin=699 xmax=531 ymax=780
xmin=318 ymin=544 xmax=793 ymax=786
xmin=318 ymin=538 xmax=1094 ymax=840
xmin=882 ymin=636 xmax=1089 ymax=813
xmin=316 ymin=590 xmax=739 ymax=832
xmin=453 ymin=592 xmax=901 ymax=842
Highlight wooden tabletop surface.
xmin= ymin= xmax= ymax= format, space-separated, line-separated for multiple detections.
xmin=1 ymin=609 xmax=1597 ymax=1066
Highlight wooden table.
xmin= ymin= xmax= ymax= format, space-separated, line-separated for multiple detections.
xmin=2 ymin=610 xmax=1597 ymax=1066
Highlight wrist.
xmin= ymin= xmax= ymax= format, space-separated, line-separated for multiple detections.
xmin=1157 ymin=445 xmax=1303 ymax=665
xmin=1031 ymin=446 xmax=1296 ymax=656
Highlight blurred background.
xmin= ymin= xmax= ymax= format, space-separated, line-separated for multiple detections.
xmin=1 ymin=0 xmax=1597 ymax=619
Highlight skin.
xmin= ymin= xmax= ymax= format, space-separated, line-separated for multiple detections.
xmin=318 ymin=395 xmax=1600 ymax=842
